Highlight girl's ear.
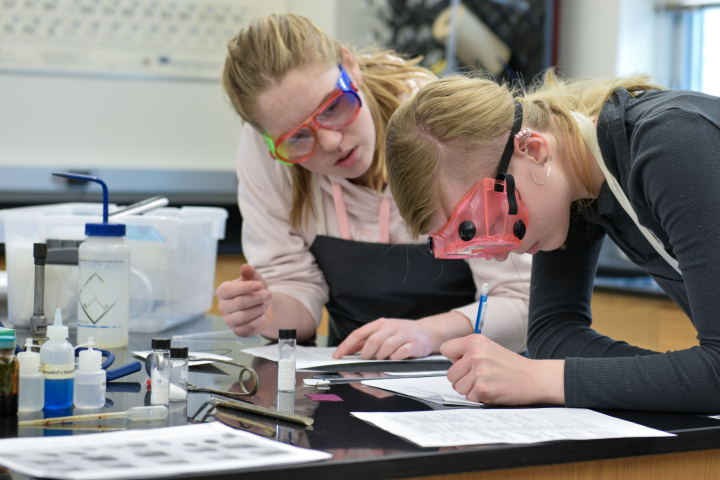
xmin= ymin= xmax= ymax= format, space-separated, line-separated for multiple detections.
xmin=339 ymin=47 xmax=362 ymax=88
xmin=513 ymin=129 xmax=550 ymax=166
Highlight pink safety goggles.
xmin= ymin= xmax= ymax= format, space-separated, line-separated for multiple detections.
xmin=427 ymin=102 xmax=528 ymax=259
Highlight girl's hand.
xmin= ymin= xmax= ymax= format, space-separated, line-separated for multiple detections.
xmin=441 ymin=334 xmax=565 ymax=405
xmin=216 ymin=264 xmax=273 ymax=337
xmin=333 ymin=312 xmax=472 ymax=360
xmin=333 ymin=318 xmax=436 ymax=360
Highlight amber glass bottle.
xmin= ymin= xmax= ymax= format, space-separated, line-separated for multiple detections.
xmin=0 ymin=329 xmax=19 ymax=416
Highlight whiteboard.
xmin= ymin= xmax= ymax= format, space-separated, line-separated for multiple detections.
xmin=0 ymin=0 xmax=387 ymax=202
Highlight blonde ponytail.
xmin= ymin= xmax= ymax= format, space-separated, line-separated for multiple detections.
xmin=386 ymin=69 xmax=664 ymax=237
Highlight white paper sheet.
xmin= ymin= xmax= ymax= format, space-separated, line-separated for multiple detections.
xmin=361 ymin=376 xmax=481 ymax=406
xmin=133 ymin=351 xmax=232 ymax=366
xmin=0 ymin=422 xmax=331 ymax=480
xmin=351 ymin=408 xmax=675 ymax=448
xmin=243 ymin=345 xmax=447 ymax=370
xmin=303 ymin=371 xmax=448 ymax=386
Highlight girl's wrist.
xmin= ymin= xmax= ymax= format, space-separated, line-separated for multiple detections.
xmin=420 ymin=312 xmax=473 ymax=352
xmin=532 ymin=359 xmax=565 ymax=405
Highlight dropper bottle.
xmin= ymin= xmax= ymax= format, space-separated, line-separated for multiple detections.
xmin=17 ymin=339 xmax=44 ymax=412
xmin=73 ymin=337 xmax=106 ymax=409
xmin=40 ymin=308 xmax=74 ymax=410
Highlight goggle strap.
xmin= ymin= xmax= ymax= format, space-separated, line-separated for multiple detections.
xmin=496 ymin=173 xmax=518 ymax=215
xmin=494 ymin=101 xmax=523 ymax=216
xmin=495 ymin=101 xmax=524 ymax=181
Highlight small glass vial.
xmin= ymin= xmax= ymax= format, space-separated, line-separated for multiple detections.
xmin=73 ymin=337 xmax=106 ymax=409
xmin=0 ymin=328 xmax=19 ymax=416
xmin=17 ymin=338 xmax=44 ymax=412
xmin=168 ymin=400 xmax=187 ymax=427
xmin=277 ymin=329 xmax=296 ymax=393
xmin=150 ymin=338 xmax=171 ymax=405
xmin=169 ymin=346 xmax=188 ymax=402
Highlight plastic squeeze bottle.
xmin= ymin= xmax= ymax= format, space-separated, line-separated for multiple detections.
xmin=41 ymin=309 xmax=74 ymax=409
xmin=74 ymin=337 xmax=106 ymax=409
xmin=17 ymin=339 xmax=44 ymax=412
xmin=53 ymin=173 xmax=130 ymax=348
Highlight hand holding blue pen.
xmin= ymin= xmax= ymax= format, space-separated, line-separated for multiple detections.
xmin=474 ymin=283 xmax=489 ymax=334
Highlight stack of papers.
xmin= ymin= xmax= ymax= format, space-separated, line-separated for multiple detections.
xmin=361 ymin=376 xmax=481 ymax=407
xmin=0 ymin=422 xmax=331 ymax=480
xmin=243 ymin=345 xmax=447 ymax=370
xmin=351 ymin=408 xmax=675 ymax=448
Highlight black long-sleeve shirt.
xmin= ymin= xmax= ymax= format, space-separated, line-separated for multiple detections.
xmin=528 ymin=87 xmax=720 ymax=412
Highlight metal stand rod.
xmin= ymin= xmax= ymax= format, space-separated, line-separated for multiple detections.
xmin=30 ymin=242 xmax=48 ymax=348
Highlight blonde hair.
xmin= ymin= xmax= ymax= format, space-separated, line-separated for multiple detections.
xmin=222 ymin=13 xmax=433 ymax=231
xmin=385 ymin=69 xmax=664 ymax=237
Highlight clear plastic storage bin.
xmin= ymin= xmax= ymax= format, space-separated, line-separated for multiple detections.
xmin=0 ymin=203 xmax=227 ymax=332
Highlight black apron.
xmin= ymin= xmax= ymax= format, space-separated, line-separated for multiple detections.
xmin=309 ymin=182 xmax=476 ymax=346
xmin=310 ymin=237 xmax=477 ymax=346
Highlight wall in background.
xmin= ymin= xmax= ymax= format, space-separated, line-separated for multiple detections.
xmin=0 ymin=0 xmax=384 ymax=205
xmin=558 ymin=0 xmax=660 ymax=81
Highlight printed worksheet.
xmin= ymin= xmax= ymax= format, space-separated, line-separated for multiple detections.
xmin=243 ymin=345 xmax=447 ymax=370
xmin=0 ymin=422 xmax=331 ymax=480
xmin=361 ymin=376 xmax=482 ymax=406
xmin=351 ymin=408 xmax=675 ymax=448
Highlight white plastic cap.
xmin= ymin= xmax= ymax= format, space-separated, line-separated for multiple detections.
xmin=17 ymin=338 xmax=41 ymax=371
xmin=79 ymin=337 xmax=102 ymax=370
xmin=481 ymin=283 xmax=490 ymax=295
xmin=47 ymin=308 xmax=69 ymax=339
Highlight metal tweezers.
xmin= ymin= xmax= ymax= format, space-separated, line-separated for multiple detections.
xmin=186 ymin=357 xmax=259 ymax=397
xmin=190 ymin=396 xmax=314 ymax=428
xmin=190 ymin=400 xmax=276 ymax=437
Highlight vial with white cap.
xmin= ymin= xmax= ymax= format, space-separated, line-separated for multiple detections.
xmin=73 ymin=337 xmax=106 ymax=409
xmin=41 ymin=308 xmax=74 ymax=410
xmin=52 ymin=173 xmax=130 ymax=349
xmin=17 ymin=339 xmax=44 ymax=412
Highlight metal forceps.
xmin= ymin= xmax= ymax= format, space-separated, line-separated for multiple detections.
xmin=186 ymin=357 xmax=260 ymax=397
xmin=189 ymin=399 xmax=276 ymax=437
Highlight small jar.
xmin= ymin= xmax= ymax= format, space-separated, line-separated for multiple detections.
xmin=169 ymin=346 xmax=189 ymax=402
xmin=277 ymin=329 xmax=296 ymax=393
xmin=150 ymin=338 xmax=171 ymax=405
xmin=0 ymin=329 xmax=19 ymax=416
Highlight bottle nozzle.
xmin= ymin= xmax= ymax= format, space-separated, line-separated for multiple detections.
xmin=52 ymin=172 xmax=125 ymax=237
xmin=87 ymin=336 xmax=95 ymax=352
xmin=24 ymin=337 xmax=33 ymax=352
xmin=47 ymin=308 xmax=69 ymax=339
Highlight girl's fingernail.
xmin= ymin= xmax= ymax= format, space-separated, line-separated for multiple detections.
xmin=253 ymin=283 xmax=261 ymax=291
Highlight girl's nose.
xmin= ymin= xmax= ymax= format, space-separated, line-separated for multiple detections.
xmin=315 ymin=128 xmax=343 ymax=153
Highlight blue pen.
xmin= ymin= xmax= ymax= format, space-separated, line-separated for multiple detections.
xmin=474 ymin=283 xmax=490 ymax=334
